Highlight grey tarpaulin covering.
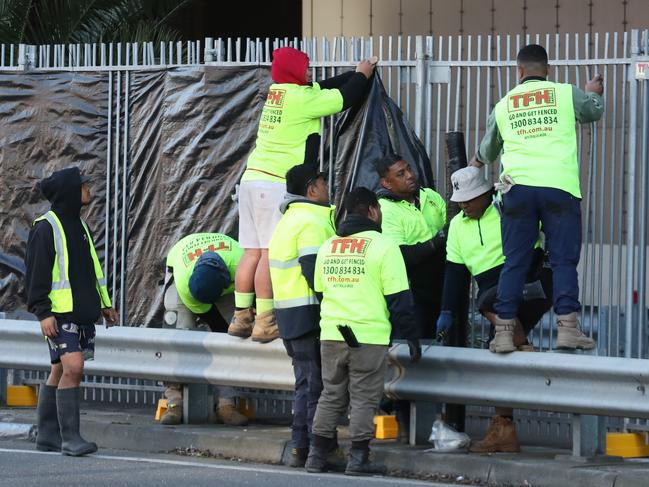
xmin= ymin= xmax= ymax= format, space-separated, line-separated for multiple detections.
xmin=0 ymin=72 xmax=110 ymax=313
xmin=0 ymin=66 xmax=269 ymax=325
xmin=0 ymin=67 xmax=429 ymax=326
xmin=332 ymin=73 xmax=435 ymax=212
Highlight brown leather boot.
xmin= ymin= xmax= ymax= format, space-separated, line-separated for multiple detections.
xmin=489 ymin=316 xmax=516 ymax=353
xmin=556 ymin=312 xmax=596 ymax=350
xmin=251 ymin=310 xmax=279 ymax=343
xmin=228 ymin=308 xmax=255 ymax=338
xmin=470 ymin=416 xmax=520 ymax=453
xmin=217 ymin=402 xmax=249 ymax=426
xmin=160 ymin=400 xmax=182 ymax=425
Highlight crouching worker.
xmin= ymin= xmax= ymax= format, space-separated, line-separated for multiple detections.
xmin=437 ymin=167 xmax=552 ymax=453
xmin=161 ymin=233 xmax=248 ymax=426
xmin=306 ymin=187 xmax=421 ymax=476
xmin=25 ymin=167 xmax=118 ymax=456
xmin=269 ymin=164 xmax=336 ymax=467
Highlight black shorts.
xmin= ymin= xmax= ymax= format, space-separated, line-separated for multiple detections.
xmin=46 ymin=322 xmax=96 ymax=364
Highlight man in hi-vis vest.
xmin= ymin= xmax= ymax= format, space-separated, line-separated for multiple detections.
xmin=471 ymin=44 xmax=603 ymax=352
xmin=25 ymin=167 xmax=118 ymax=456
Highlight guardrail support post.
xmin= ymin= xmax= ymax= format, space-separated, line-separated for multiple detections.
xmin=409 ymin=400 xmax=440 ymax=445
xmin=0 ymin=368 xmax=6 ymax=406
xmin=570 ymin=414 xmax=601 ymax=458
xmin=183 ymin=384 xmax=210 ymax=424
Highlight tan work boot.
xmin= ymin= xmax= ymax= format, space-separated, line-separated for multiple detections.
xmin=228 ymin=308 xmax=255 ymax=338
xmin=556 ymin=312 xmax=596 ymax=350
xmin=251 ymin=310 xmax=279 ymax=343
xmin=489 ymin=316 xmax=516 ymax=353
xmin=517 ymin=343 xmax=535 ymax=352
xmin=160 ymin=400 xmax=182 ymax=425
xmin=470 ymin=416 xmax=520 ymax=453
xmin=217 ymin=402 xmax=249 ymax=426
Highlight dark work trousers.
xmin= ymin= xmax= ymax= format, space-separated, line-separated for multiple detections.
xmin=480 ymin=266 xmax=554 ymax=341
xmin=283 ymin=333 xmax=323 ymax=449
xmin=495 ymin=185 xmax=581 ymax=319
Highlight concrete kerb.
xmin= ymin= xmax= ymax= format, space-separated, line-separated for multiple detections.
xmin=2 ymin=407 xmax=649 ymax=487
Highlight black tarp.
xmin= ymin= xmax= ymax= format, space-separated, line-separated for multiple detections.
xmin=332 ymin=73 xmax=435 ymax=211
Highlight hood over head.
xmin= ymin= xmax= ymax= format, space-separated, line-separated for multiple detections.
xmin=271 ymin=47 xmax=309 ymax=85
xmin=38 ymin=166 xmax=83 ymax=217
xmin=336 ymin=214 xmax=382 ymax=237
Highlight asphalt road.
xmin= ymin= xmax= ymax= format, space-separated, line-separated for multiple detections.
xmin=0 ymin=440 xmax=458 ymax=487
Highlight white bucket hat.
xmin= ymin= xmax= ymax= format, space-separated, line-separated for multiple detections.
xmin=450 ymin=167 xmax=493 ymax=202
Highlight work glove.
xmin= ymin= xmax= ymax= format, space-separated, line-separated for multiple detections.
xmin=436 ymin=310 xmax=453 ymax=342
xmin=407 ymin=339 xmax=421 ymax=363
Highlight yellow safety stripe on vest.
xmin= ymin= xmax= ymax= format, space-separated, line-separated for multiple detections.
xmin=274 ymin=296 xmax=320 ymax=309
xmin=41 ymin=212 xmax=71 ymax=290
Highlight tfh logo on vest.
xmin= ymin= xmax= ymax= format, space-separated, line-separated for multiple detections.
xmin=265 ymin=89 xmax=286 ymax=108
xmin=186 ymin=241 xmax=231 ymax=261
xmin=507 ymin=88 xmax=556 ymax=112
xmin=329 ymin=238 xmax=371 ymax=256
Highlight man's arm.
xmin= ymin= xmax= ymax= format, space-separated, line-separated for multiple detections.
xmin=385 ymin=290 xmax=419 ymax=339
xmin=573 ymin=75 xmax=604 ymax=123
xmin=317 ymin=71 xmax=354 ymax=89
xmin=440 ymin=262 xmax=472 ymax=314
xmin=472 ymin=110 xmax=503 ymax=167
xmin=25 ymin=222 xmax=56 ymax=321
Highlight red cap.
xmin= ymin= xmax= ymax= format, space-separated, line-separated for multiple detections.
xmin=271 ymin=47 xmax=309 ymax=85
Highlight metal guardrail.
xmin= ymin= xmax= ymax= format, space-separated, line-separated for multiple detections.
xmin=0 ymin=320 xmax=294 ymax=391
xmin=3 ymin=319 xmax=649 ymax=455
xmin=386 ymin=345 xmax=649 ymax=419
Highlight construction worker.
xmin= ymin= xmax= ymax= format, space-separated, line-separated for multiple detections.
xmin=437 ymin=167 xmax=552 ymax=453
xmin=470 ymin=44 xmax=603 ymax=352
xmin=268 ymin=164 xmax=335 ymax=468
xmin=25 ymin=167 xmax=118 ymax=456
xmin=375 ymin=154 xmax=446 ymax=441
xmin=230 ymin=46 xmax=377 ymax=345
xmin=306 ymin=187 xmax=420 ymax=476
xmin=161 ymin=233 xmax=248 ymax=426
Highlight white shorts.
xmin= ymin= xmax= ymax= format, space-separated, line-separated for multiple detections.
xmin=238 ymin=180 xmax=286 ymax=249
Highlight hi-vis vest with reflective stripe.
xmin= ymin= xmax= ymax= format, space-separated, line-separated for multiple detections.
xmin=494 ymin=80 xmax=580 ymax=198
xmin=33 ymin=211 xmax=112 ymax=313
xmin=268 ymin=201 xmax=336 ymax=339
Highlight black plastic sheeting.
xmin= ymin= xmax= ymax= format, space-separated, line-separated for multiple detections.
xmin=0 ymin=67 xmax=431 ymax=326
xmin=0 ymin=72 xmax=110 ymax=316
xmin=332 ymin=73 xmax=435 ymax=212
xmin=127 ymin=66 xmax=269 ymax=325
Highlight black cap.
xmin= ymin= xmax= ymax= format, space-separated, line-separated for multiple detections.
xmin=286 ymin=164 xmax=323 ymax=197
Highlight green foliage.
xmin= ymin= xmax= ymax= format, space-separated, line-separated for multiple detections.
xmin=0 ymin=0 xmax=194 ymax=45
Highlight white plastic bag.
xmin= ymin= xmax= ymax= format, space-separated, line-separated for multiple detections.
xmin=426 ymin=419 xmax=470 ymax=452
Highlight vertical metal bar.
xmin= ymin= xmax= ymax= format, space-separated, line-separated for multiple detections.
xmin=454 ymin=35 xmax=462 ymax=131
xmin=625 ymin=30 xmax=640 ymax=358
xmin=406 ymin=36 xmax=411 ymax=123
xmin=387 ymin=36 xmax=393 ymax=97
xmin=465 ymin=35 xmax=472 ymax=152
xmin=425 ymin=36 xmax=433 ymax=158
xmin=414 ymin=36 xmax=425 ymax=139
xmin=104 ymin=71 xmax=113 ymax=281
xmin=112 ymin=50 xmax=121 ymax=304
xmin=638 ymin=53 xmax=649 ymax=358
xmin=445 ymin=36 xmax=452 ymax=132
xmin=396 ymin=36 xmax=402 ymax=109
xmin=120 ymin=71 xmax=130 ymax=326
xmin=435 ymin=35 xmax=443 ymax=185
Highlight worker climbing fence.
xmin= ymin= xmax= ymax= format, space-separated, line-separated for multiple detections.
xmin=1 ymin=30 xmax=648 ymax=445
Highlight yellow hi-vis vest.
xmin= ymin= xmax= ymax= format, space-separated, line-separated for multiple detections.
xmin=494 ymin=80 xmax=580 ymax=198
xmin=33 ymin=211 xmax=112 ymax=313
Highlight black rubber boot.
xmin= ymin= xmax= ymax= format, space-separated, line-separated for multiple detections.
xmin=56 ymin=387 xmax=98 ymax=456
xmin=289 ymin=447 xmax=308 ymax=468
xmin=344 ymin=440 xmax=386 ymax=477
xmin=36 ymin=384 xmax=61 ymax=452
xmin=305 ymin=435 xmax=334 ymax=473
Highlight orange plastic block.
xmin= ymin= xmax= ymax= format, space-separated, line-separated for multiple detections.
xmin=154 ymin=399 xmax=168 ymax=421
xmin=374 ymin=415 xmax=399 ymax=439
xmin=6 ymin=385 xmax=38 ymax=407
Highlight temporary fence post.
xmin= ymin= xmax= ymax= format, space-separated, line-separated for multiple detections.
xmin=569 ymin=414 xmax=601 ymax=458
xmin=0 ymin=368 xmax=6 ymax=406
xmin=183 ymin=383 xmax=210 ymax=424
xmin=409 ymin=400 xmax=440 ymax=446
xmin=414 ymin=36 xmax=427 ymax=139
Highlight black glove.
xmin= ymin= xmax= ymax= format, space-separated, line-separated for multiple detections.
xmin=407 ymin=339 xmax=421 ymax=363
xmin=430 ymin=231 xmax=447 ymax=253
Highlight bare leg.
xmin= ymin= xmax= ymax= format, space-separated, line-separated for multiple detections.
xmin=254 ymin=249 xmax=273 ymax=299
xmin=47 ymin=363 xmax=63 ymax=387
xmin=57 ymin=352 xmax=84 ymax=389
xmin=235 ymin=248 xmax=261 ymax=294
